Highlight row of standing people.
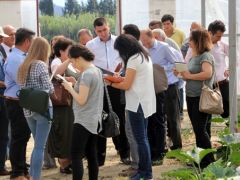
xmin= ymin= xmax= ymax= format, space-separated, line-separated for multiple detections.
xmin=0 ymin=15 xmax=230 ymax=180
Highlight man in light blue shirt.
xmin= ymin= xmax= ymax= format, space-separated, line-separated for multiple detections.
xmin=141 ymin=29 xmax=182 ymax=157
xmin=4 ymin=28 xmax=35 ymax=179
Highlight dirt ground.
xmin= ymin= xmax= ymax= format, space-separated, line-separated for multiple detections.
xmin=3 ymin=112 xmax=223 ymax=180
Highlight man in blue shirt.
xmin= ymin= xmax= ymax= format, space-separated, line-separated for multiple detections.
xmin=4 ymin=28 xmax=35 ymax=179
xmin=141 ymin=29 xmax=182 ymax=163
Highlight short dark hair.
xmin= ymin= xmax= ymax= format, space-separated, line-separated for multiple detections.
xmin=53 ymin=38 xmax=73 ymax=58
xmin=15 ymin=28 xmax=35 ymax=45
xmin=114 ymin=34 xmax=149 ymax=69
xmin=190 ymin=29 xmax=212 ymax=55
xmin=68 ymin=44 xmax=94 ymax=62
xmin=93 ymin=17 xmax=107 ymax=28
xmin=149 ymin=20 xmax=162 ymax=29
xmin=161 ymin=14 xmax=174 ymax=24
xmin=208 ymin=20 xmax=226 ymax=35
xmin=123 ymin=24 xmax=140 ymax=40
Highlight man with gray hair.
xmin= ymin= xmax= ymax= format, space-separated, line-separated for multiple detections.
xmin=152 ymin=28 xmax=180 ymax=52
xmin=77 ymin=28 xmax=93 ymax=46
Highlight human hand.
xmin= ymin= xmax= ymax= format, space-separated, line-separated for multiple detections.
xmin=180 ymin=71 xmax=191 ymax=80
xmin=62 ymin=81 xmax=73 ymax=92
xmin=65 ymin=76 xmax=76 ymax=85
xmin=224 ymin=70 xmax=229 ymax=78
xmin=173 ymin=68 xmax=179 ymax=77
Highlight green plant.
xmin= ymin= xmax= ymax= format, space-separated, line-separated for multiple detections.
xmin=164 ymin=147 xmax=216 ymax=180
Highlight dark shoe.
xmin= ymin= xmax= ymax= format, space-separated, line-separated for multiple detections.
xmin=60 ymin=166 xmax=72 ymax=174
xmin=120 ymin=157 xmax=131 ymax=165
xmin=0 ymin=169 xmax=10 ymax=176
xmin=98 ymin=161 xmax=104 ymax=167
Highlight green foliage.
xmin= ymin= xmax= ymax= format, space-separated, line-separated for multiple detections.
xmin=99 ymin=0 xmax=116 ymax=15
xmin=202 ymin=159 xmax=236 ymax=179
xmin=63 ymin=0 xmax=81 ymax=15
xmin=86 ymin=0 xmax=99 ymax=13
xmin=39 ymin=14 xmax=116 ymax=42
xmin=39 ymin=0 xmax=54 ymax=16
xmin=162 ymin=168 xmax=198 ymax=180
xmin=166 ymin=147 xmax=216 ymax=165
xmin=211 ymin=117 xmax=225 ymax=123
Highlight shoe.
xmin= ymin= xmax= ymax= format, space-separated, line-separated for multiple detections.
xmin=0 ymin=169 xmax=10 ymax=176
xmin=60 ymin=166 xmax=72 ymax=174
xmin=121 ymin=157 xmax=131 ymax=165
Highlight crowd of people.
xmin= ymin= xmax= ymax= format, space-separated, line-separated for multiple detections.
xmin=0 ymin=14 xmax=230 ymax=180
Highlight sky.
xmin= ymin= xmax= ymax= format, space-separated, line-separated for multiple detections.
xmin=53 ymin=0 xmax=87 ymax=7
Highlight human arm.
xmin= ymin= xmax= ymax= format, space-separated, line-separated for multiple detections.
xmin=62 ymin=81 xmax=89 ymax=106
xmin=180 ymin=61 xmax=213 ymax=80
xmin=51 ymin=59 xmax=71 ymax=76
xmin=109 ymin=68 xmax=136 ymax=90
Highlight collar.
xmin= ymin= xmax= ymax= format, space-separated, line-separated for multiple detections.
xmin=151 ymin=40 xmax=158 ymax=50
xmin=1 ymin=43 xmax=12 ymax=53
xmin=12 ymin=47 xmax=26 ymax=56
xmin=98 ymin=34 xmax=112 ymax=43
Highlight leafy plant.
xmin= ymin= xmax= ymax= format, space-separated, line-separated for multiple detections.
xmin=165 ymin=147 xmax=216 ymax=179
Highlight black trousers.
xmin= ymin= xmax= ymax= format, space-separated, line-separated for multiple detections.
xmin=97 ymin=86 xmax=129 ymax=165
xmin=5 ymin=99 xmax=31 ymax=178
xmin=148 ymin=91 xmax=166 ymax=160
xmin=219 ymin=80 xmax=229 ymax=118
xmin=71 ymin=124 xmax=98 ymax=180
xmin=0 ymin=97 xmax=9 ymax=171
xmin=165 ymin=84 xmax=182 ymax=149
xmin=186 ymin=96 xmax=214 ymax=167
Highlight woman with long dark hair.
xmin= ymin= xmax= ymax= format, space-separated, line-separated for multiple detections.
xmin=105 ymin=34 xmax=156 ymax=180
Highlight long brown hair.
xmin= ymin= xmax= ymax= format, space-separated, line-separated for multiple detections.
xmin=18 ymin=37 xmax=50 ymax=84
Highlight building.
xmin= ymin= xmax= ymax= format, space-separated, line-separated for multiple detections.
xmin=0 ymin=0 xmax=38 ymax=34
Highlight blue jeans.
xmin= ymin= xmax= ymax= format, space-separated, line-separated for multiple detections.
xmin=26 ymin=113 xmax=51 ymax=180
xmin=128 ymin=105 xmax=152 ymax=179
xmin=125 ymin=111 xmax=139 ymax=169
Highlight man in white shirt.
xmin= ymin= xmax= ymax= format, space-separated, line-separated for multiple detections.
xmin=0 ymin=25 xmax=16 ymax=59
xmin=208 ymin=20 xmax=229 ymax=118
xmin=86 ymin=17 xmax=130 ymax=166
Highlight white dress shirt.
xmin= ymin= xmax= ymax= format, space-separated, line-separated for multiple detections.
xmin=211 ymin=41 xmax=229 ymax=82
xmin=125 ymin=54 xmax=156 ymax=118
xmin=1 ymin=43 xmax=12 ymax=57
xmin=86 ymin=35 xmax=122 ymax=72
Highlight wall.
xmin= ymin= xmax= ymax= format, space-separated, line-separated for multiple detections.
xmin=0 ymin=0 xmax=37 ymax=33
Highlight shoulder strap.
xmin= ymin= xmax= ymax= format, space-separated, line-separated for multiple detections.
xmin=0 ymin=45 xmax=7 ymax=60
xmin=103 ymin=81 xmax=113 ymax=112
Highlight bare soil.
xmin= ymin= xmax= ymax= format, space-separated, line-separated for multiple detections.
xmin=3 ymin=112 xmax=224 ymax=180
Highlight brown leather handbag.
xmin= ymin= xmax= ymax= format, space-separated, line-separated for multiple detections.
xmin=50 ymin=78 xmax=72 ymax=106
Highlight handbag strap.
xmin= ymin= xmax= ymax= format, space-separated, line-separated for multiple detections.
xmin=103 ymin=82 xmax=113 ymax=112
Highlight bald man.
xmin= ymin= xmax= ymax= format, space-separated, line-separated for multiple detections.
xmin=181 ymin=22 xmax=201 ymax=58
xmin=0 ymin=25 xmax=16 ymax=59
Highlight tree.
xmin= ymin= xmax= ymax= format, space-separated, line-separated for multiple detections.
xmin=39 ymin=0 xmax=54 ymax=16
xmin=98 ymin=0 xmax=116 ymax=15
xmin=63 ymin=0 xmax=81 ymax=15
xmin=86 ymin=0 xmax=99 ymax=13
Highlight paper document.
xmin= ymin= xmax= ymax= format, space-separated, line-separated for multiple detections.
xmin=175 ymin=62 xmax=187 ymax=72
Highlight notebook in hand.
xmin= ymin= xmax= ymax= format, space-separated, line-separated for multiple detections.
xmin=175 ymin=62 xmax=187 ymax=72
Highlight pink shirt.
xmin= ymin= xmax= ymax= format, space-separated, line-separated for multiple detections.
xmin=184 ymin=41 xmax=229 ymax=82
xmin=211 ymin=41 xmax=229 ymax=82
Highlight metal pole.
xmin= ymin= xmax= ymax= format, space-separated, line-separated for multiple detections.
xmin=229 ymin=0 xmax=238 ymax=133
xmin=201 ymin=0 xmax=206 ymax=28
